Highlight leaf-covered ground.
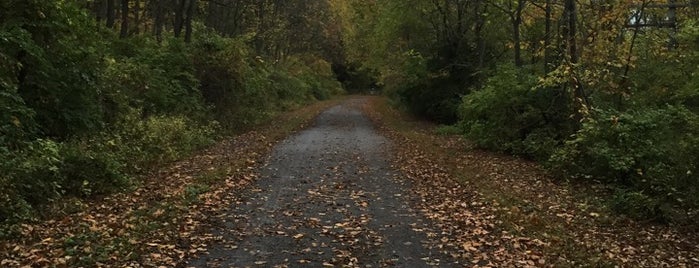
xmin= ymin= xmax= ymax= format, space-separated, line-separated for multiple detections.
xmin=361 ymin=96 xmax=699 ymax=267
xmin=186 ymin=98 xmax=459 ymax=267
xmin=0 ymin=98 xmax=344 ymax=267
xmin=3 ymin=96 xmax=697 ymax=267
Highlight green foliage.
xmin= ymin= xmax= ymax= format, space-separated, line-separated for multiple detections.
xmin=184 ymin=184 xmax=211 ymax=204
xmin=2 ymin=0 xmax=107 ymax=138
xmin=0 ymin=28 xmax=38 ymax=149
xmin=0 ymin=90 xmax=36 ymax=149
xmin=3 ymin=140 xmax=64 ymax=206
xmin=115 ymin=112 xmax=218 ymax=168
xmin=435 ymin=125 xmax=462 ymax=136
xmin=398 ymin=76 xmax=464 ymax=124
xmin=0 ymin=140 xmax=60 ymax=233
xmin=386 ymin=50 xmax=463 ymax=123
xmin=88 ymin=109 xmax=219 ymax=173
xmin=190 ymin=30 xmax=342 ymax=130
xmin=550 ymin=106 xmax=699 ymax=222
xmin=459 ymin=64 xmax=573 ymax=160
xmin=611 ymin=190 xmax=662 ymax=220
xmin=59 ymin=144 xmax=128 ymax=198
xmin=0 ymin=112 xmax=218 ymax=231
xmin=102 ymin=38 xmax=206 ymax=120
xmin=291 ymin=55 xmax=344 ymax=101
xmin=189 ymin=32 xmax=274 ymax=129
xmin=338 ymin=0 xmax=699 ymax=225
xmin=0 ymin=0 xmax=343 ymax=233
xmin=334 ymin=62 xmax=380 ymax=94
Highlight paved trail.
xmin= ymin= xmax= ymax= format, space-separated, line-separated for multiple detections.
xmin=188 ymin=98 xmax=458 ymax=267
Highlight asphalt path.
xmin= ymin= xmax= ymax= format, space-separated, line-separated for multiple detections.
xmin=187 ymin=98 xmax=458 ymax=267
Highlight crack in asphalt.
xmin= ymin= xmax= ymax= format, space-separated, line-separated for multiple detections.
xmin=187 ymin=98 xmax=459 ymax=267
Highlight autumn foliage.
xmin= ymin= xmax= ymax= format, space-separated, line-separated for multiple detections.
xmin=337 ymin=0 xmax=699 ymax=223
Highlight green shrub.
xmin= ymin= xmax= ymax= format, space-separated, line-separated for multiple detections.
xmin=334 ymin=62 xmax=380 ymax=94
xmin=0 ymin=186 xmax=31 ymax=237
xmin=137 ymin=115 xmax=218 ymax=164
xmin=293 ymin=55 xmax=344 ymax=100
xmin=435 ymin=124 xmax=462 ymax=136
xmin=2 ymin=0 xmax=107 ymax=138
xmin=59 ymin=143 xmax=128 ymax=197
xmin=0 ymin=90 xmax=36 ymax=149
xmin=1 ymin=3 xmax=344 ymax=232
xmin=269 ymin=68 xmax=313 ymax=110
xmin=398 ymin=77 xmax=464 ymax=124
xmin=611 ymin=190 xmax=662 ymax=220
xmin=101 ymin=39 xmax=207 ymax=122
xmin=189 ymin=31 xmax=343 ymax=131
xmin=106 ymin=110 xmax=219 ymax=170
xmin=550 ymin=105 xmax=699 ymax=222
xmin=4 ymin=140 xmax=64 ymax=206
xmin=188 ymin=32 xmax=277 ymax=129
xmin=0 ymin=139 xmax=62 ymax=234
xmin=268 ymin=56 xmax=343 ymax=108
xmin=458 ymin=64 xmax=573 ymax=160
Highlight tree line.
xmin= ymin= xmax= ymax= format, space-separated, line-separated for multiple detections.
xmin=334 ymin=0 xmax=699 ymax=224
xmin=0 ymin=0 xmax=346 ymax=235
xmin=2 ymin=0 xmax=697 ymax=235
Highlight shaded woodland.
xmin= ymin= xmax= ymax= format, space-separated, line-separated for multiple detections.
xmin=2 ymin=0 xmax=698 ymax=247
xmin=333 ymin=0 xmax=699 ymax=224
xmin=1 ymin=0 xmax=346 ymax=233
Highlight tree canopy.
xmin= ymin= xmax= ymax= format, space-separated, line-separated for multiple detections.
xmin=0 ymin=0 xmax=345 ymax=232
xmin=335 ymin=0 xmax=699 ymax=223
xmin=1 ymin=0 xmax=698 ymax=242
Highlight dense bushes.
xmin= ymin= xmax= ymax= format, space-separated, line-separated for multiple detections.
xmin=452 ymin=62 xmax=699 ymax=223
xmin=550 ymin=106 xmax=699 ymax=221
xmin=340 ymin=0 xmax=699 ymax=225
xmin=333 ymin=62 xmax=381 ymax=94
xmin=2 ymin=0 xmax=107 ymax=139
xmin=458 ymin=64 xmax=573 ymax=160
xmin=398 ymin=77 xmax=465 ymax=124
xmin=103 ymin=39 xmax=206 ymax=121
xmin=383 ymin=50 xmax=474 ymax=124
xmin=190 ymin=31 xmax=342 ymax=129
xmin=457 ymin=67 xmax=699 ymax=223
xmin=0 ymin=1 xmax=343 ymax=233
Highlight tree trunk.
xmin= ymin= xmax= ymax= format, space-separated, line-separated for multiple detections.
xmin=120 ymin=0 xmax=129 ymax=38
xmin=134 ymin=0 xmax=141 ymax=34
xmin=544 ymin=0 xmax=552 ymax=72
xmin=205 ymin=0 xmax=218 ymax=30
xmin=667 ymin=0 xmax=678 ymax=49
xmin=106 ymin=0 xmax=116 ymax=28
xmin=563 ymin=0 xmax=588 ymax=109
xmin=184 ymin=0 xmax=196 ymax=43
xmin=513 ymin=0 xmax=524 ymax=67
xmin=174 ymin=0 xmax=187 ymax=38
xmin=475 ymin=1 xmax=487 ymax=69
xmin=505 ymin=0 xmax=525 ymax=67
xmin=94 ymin=0 xmax=106 ymax=23
xmin=255 ymin=1 xmax=267 ymax=53
xmin=153 ymin=0 xmax=164 ymax=42
xmin=564 ymin=0 xmax=577 ymax=64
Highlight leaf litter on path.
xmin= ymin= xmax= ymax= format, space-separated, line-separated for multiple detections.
xmin=0 ymin=99 xmax=343 ymax=267
xmin=186 ymin=98 xmax=460 ymax=267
